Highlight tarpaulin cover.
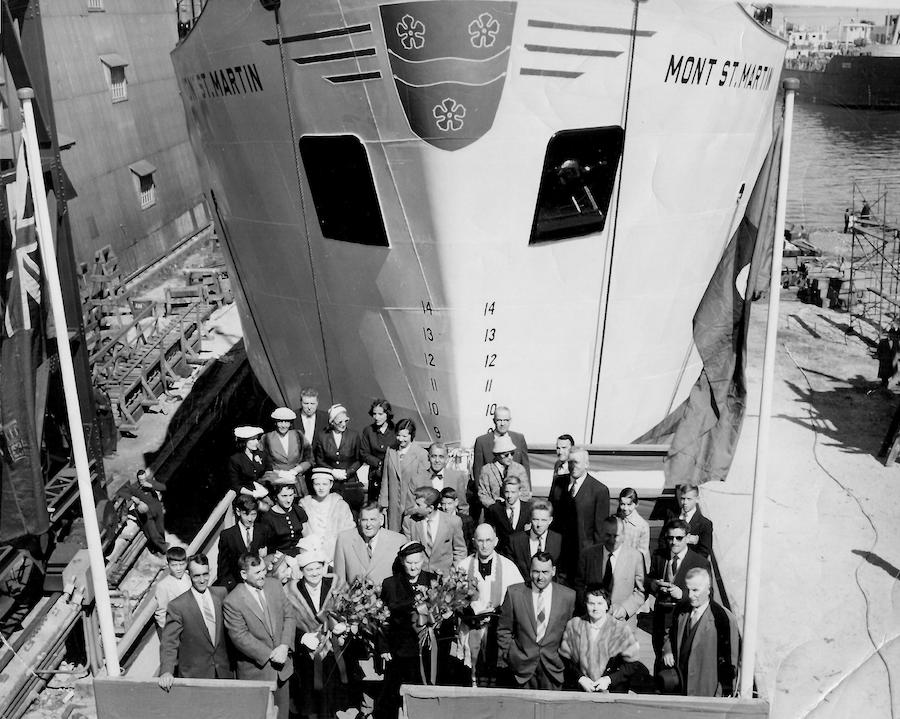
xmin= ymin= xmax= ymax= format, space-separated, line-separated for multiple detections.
xmin=93 ymin=677 xmax=273 ymax=719
xmin=402 ymin=685 xmax=769 ymax=719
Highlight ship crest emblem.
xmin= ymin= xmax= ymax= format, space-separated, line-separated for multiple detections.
xmin=380 ymin=1 xmax=517 ymax=151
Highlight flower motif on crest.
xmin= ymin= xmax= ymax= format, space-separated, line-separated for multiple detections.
xmin=397 ymin=14 xmax=426 ymax=50
xmin=433 ymin=98 xmax=466 ymax=132
xmin=468 ymin=13 xmax=500 ymax=48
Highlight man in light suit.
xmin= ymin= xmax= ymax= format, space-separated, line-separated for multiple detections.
xmin=506 ymin=500 xmax=562 ymax=579
xmin=477 ymin=433 xmax=531 ymax=510
xmin=549 ymin=446 xmax=610 ymax=582
xmin=405 ymin=443 xmax=469 ymax=516
xmin=574 ymin=516 xmax=645 ymax=622
xmin=223 ymin=553 xmax=295 ymax=719
xmin=402 ymin=486 xmax=466 ymax=574
xmin=662 ymin=567 xmax=739 ymax=697
xmin=333 ymin=502 xmax=407 ymax=588
xmin=484 ymin=476 xmax=532 ymax=554
xmin=496 ymin=552 xmax=576 ymax=690
xmin=158 ymin=554 xmax=231 ymax=689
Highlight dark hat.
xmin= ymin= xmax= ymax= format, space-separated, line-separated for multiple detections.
xmin=398 ymin=541 xmax=426 ymax=558
xmin=656 ymin=666 xmax=682 ymax=693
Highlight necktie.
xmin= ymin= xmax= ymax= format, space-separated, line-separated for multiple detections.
xmin=200 ymin=592 xmax=216 ymax=641
xmin=256 ymin=588 xmax=272 ymax=633
xmin=506 ymin=507 xmax=513 ymax=524
xmin=535 ymin=591 xmax=548 ymax=643
xmin=427 ymin=519 xmax=436 ymax=547
xmin=672 ymin=555 xmax=680 ymax=578
xmin=569 ymin=479 xmax=578 ymax=497
xmin=538 ymin=535 xmax=544 ymax=553
xmin=602 ymin=553 xmax=614 ymax=593
xmin=367 ymin=539 xmax=374 ymax=559
xmin=244 ymin=526 xmax=253 ymax=548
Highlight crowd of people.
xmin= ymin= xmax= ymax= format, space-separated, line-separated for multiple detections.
xmin=154 ymin=389 xmax=741 ymax=718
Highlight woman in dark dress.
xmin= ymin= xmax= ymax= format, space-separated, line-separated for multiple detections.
xmin=226 ymin=425 xmax=269 ymax=498
xmin=285 ymin=550 xmax=361 ymax=719
xmin=258 ymin=481 xmax=308 ymax=557
xmin=360 ymin=399 xmax=398 ymax=504
xmin=376 ymin=542 xmax=437 ymax=719
xmin=313 ymin=404 xmax=364 ymax=512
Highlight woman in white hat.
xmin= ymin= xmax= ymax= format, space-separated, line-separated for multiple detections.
xmin=312 ymin=404 xmax=363 ymax=512
xmin=227 ymin=426 xmax=269 ymax=498
xmin=285 ymin=550 xmax=360 ymax=719
xmin=299 ymin=468 xmax=355 ymax=561
xmin=262 ymin=407 xmax=312 ymax=498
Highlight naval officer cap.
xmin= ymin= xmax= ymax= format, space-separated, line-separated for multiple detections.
xmin=234 ymin=425 xmax=264 ymax=440
xmin=271 ymin=407 xmax=297 ymax=421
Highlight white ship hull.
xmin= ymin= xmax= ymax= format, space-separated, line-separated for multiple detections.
xmin=172 ymin=0 xmax=785 ymax=446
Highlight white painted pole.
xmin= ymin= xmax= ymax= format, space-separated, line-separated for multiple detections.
xmin=739 ymin=78 xmax=799 ymax=698
xmin=17 ymin=88 xmax=120 ymax=676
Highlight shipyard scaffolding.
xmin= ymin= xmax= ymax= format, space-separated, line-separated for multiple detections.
xmin=845 ymin=179 xmax=900 ymax=336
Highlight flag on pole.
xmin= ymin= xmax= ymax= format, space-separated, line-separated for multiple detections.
xmin=0 ymin=136 xmax=48 ymax=542
xmin=643 ymin=120 xmax=783 ymax=487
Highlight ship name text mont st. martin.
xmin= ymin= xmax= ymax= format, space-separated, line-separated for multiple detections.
xmin=663 ymin=55 xmax=776 ymax=91
xmin=182 ymin=64 xmax=263 ymax=101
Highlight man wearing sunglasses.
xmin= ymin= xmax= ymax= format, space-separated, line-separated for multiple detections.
xmin=647 ymin=519 xmax=710 ymax=671
xmin=476 ymin=433 xmax=531 ymax=510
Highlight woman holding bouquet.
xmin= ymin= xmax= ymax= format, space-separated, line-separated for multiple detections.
xmin=286 ymin=551 xmax=360 ymax=719
xmin=376 ymin=542 xmax=436 ymax=719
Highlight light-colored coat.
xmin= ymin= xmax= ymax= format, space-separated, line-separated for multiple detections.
xmin=477 ymin=460 xmax=531 ymax=508
xmin=401 ymin=511 xmax=466 ymax=575
xmin=332 ymin=527 xmax=406 ymax=588
xmin=379 ymin=445 xmax=429 ymax=532
xmin=223 ymin=578 xmax=296 ymax=682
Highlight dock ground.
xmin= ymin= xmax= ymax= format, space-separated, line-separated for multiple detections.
xmin=705 ymin=232 xmax=900 ymax=718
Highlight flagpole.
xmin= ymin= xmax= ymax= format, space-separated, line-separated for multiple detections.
xmin=17 ymin=88 xmax=120 ymax=676
xmin=739 ymin=77 xmax=798 ymax=698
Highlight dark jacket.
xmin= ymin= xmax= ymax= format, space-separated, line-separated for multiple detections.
xmin=313 ymin=429 xmax=362 ymax=480
xmin=472 ymin=430 xmax=530 ymax=484
xmin=227 ymin=451 xmax=267 ymax=494
xmin=657 ymin=508 xmax=714 ymax=558
xmin=549 ymin=473 xmax=610 ymax=575
xmin=215 ymin=524 xmax=268 ymax=591
xmin=506 ymin=530 xmax=562 ymax=579
xmin=360 ymin=423 xmax=398 ymax=485
xmin=484 ymin=500 xmax=533 ymax=554
xmin=381 ymin=571 xmax=436 ymax=658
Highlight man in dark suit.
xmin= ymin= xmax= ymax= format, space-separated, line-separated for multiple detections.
xmin=471 ymin=406 xmax=530 ymax=520
xmin=215 ymin=495 xmax=266 ymax=591
xmin=294 ymin=387 xmax=329 ymax=492
xmin=376 ymin=542 xmax=437 ymax=719
xmin=549 ymin=446 xmax=610 ymax=582
xmin=662 ymin=567 xmax=739 ymax=697
xmin=506 ymin=500 xmax=562 ymax=578
xmin=656 ymin=484 xmax=714 ymax=559
xmin=158 ymin=554 xmax=231 ymax=690
xmin=648 ymin=519 xmax=711 ymax=668
xmin=496 ymin=552 xmax=576 ymax=690
xmin=574 ymin=516 xmax=645 ymax=622
xmin=484 ymin=477 xmax=532 ymax=554
xmin=224 ymin=553 xmax=295 ymax=719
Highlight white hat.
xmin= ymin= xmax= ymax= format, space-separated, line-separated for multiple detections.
xmin=492 ymin=434 xmax=516 ymax=455
xmin=296 ymin=549 xmax=328 ymax=568
xmin=271 ymin=407 xmax=297 ymax=421
xmin=328 ymin=404 xmax=348 ymax=424
xmin=311 ymin=467 xmax=334 ymax=482
xmin=234 ymin=426 xmax=264 ymax=440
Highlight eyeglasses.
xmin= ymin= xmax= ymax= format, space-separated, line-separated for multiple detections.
xmin=498 ymin=451 xmax=514 ymax=457
xmin=667 ymin=535 xmax=687 ymax=541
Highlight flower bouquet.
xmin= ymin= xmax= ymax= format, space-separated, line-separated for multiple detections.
xmin=413 ymin=567 xmax=479 ymax=683
xmin=309 ymin=577 xmax=389 ymax=689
